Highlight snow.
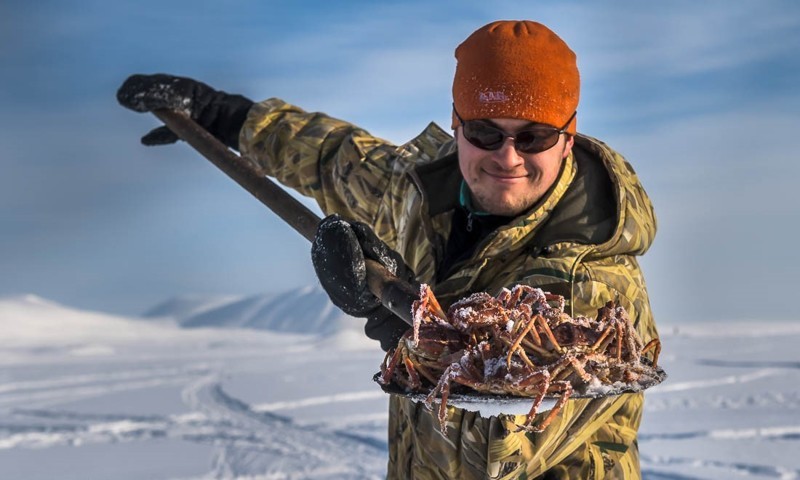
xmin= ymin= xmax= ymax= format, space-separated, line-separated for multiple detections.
xmin=1 ymin=290 xmax=799 ymax=479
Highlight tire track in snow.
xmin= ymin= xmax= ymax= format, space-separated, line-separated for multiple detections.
xmin=641 ymin=453 xmax=800 ymax=479
xmin=640 ymin=425 xmax=800 ymax=442
xmin=696 ymin=359 xmax=800 ymax=370
xmin=640 ymin=470 xmax=705 ymax=480
xmin=648 ymin=368 xmax=783 ymax=394
xmin=0 ymin=410 xmax=209 ymax=449
xmin=645 ymin=390 xmax=800 ymax=412
xmin=0 ymin=365 xmax=213 ymax=409
xmin=0 ymin=381 xmax=385 ymax=466
xmin=182 ymin=374 xmax=386 ymax=479
xmin=253 ymin=390 xmax=385 ymax=412
xmin=0 ymin=365 xmax=213 ymax=394
xmin=0 ymin=370 xmax=388 ymax=477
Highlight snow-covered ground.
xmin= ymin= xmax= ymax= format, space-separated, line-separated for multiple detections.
xmin=1 ymin=289 xmax=798 ymax=479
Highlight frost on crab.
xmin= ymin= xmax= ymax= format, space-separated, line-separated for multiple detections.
xmin=379 ymin=283 xmax=662 ymax=433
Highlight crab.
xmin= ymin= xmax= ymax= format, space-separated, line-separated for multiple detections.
xmin=378 ymin=284 xmax=662 ymax=433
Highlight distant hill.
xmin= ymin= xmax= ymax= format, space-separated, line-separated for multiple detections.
xmin=142 ymin=284 xmax=359 ymax=336
xmin=0 ymin=294 xmax=179 ymax=347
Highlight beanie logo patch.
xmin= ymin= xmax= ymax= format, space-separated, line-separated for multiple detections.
xmin=478 ymin=90 xmax=508 ymax=103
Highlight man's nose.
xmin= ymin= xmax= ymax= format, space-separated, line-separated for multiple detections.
xmin=492 ymin=137 xmax=524 ymax=168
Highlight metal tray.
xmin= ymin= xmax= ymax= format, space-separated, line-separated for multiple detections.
xmin=374 ymin=359 xmax=667 ymax=416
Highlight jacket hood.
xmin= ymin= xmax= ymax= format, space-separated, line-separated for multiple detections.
xmin=571 ymin=134 xmax=657 ymax=258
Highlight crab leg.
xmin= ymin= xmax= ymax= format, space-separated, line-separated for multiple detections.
xmin=518 ymin=390 xmax=547 ymax=432
xmin=554 ymin=355 xmax=592 ymax=383
xmin=403 ymin=356 xmax=422 ymax=390
xmin=525 ymin=313 xmax=544 ymax=346
xmin=424 ymin=285 xmax=447 ymax=319
xmin=527 ymin=381 xmax=573 ymax=432
xmin=496 ymin=288 xmax=512 ymax=307
xmin=521 ymin=338 xmax=559 ymax=358
xmin=641 ymin=338 xmax=661 ymax=368
xmin=591 ymin=325 xmax=615 ymax=353
xmin=534 ymin=314 xmax=563 ymax=353
xmin=546 ymin=355 xmax=573 ymax=380
xmin=426 ymin=364 xmax=460 ymax=433
xmin=379 ymin=346 xmax=404 ymax=384
xmin=544 ymin=293 xmax=566 ymax=311
xmin=507 ymin=317 xmax=537 ymax=368
xmin=413 ymin=361 xmax=441 ymax=385
xmin=507 ymin=284 xmax=528 ymax=307
xmin=615 ymin=322 xmax=624 ymax=361
xmin=514 ymin=347 xmax=537 ymax=370
xmin=624 ymin=323 xmax=641 ymax=362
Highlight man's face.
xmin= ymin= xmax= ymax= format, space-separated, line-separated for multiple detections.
xmin=456 ymin=118 xmax=574 ymax=217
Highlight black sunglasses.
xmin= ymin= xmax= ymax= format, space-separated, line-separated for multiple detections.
xmin=453 ymin=104 xmax=576 ymax=154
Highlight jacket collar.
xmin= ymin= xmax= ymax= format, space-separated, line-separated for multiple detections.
xmin=409 ymin=152 xmax=462 ymax=215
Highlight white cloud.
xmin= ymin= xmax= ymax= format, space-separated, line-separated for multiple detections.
xmin=556 ymin=3 xmax=800 ymax=78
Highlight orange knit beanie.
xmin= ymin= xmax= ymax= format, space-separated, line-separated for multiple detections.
xmin=452 ymin=20 xmax=580 ymax=134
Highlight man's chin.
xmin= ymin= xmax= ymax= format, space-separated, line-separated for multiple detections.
xmin=488 ymin=205 xmax=527 ymax=217
xmin=472 ymin=194 xmax=531 ymax=217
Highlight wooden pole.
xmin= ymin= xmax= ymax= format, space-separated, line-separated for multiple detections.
xmin=151 ymin=109 xmax=416 ymax=325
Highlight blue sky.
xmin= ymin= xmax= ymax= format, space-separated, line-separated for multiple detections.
xmin=1 ymin=0 xmax=798 ymax=323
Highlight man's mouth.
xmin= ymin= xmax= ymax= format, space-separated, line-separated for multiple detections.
xmin=482 ymin=169 xmax=528 ymax=182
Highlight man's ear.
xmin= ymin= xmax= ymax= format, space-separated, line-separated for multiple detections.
xmin=562 ymin=135 xmax=575 ymax=159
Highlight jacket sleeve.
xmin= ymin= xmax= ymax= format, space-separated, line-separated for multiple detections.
xmin=238 ymin=98 xmax=402 ymax=223
xmin=572 ymin=254 xmax=659 ymax=345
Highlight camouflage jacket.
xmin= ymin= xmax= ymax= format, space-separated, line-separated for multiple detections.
xmin=240 ymin=98 xmax=659 ymax=479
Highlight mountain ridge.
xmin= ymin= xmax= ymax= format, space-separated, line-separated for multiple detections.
xmin=142 ymin=284 xmax=358 ymax=335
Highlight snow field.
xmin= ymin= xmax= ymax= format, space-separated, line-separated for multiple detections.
xmin=1 ymin=293 xmax=798 ymax=479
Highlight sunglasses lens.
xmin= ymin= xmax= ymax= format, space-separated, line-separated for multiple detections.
xmin=462 ymin=122 xmax=505 ymax=150
xmin=515 ymin=130 xmax=559 ymax=154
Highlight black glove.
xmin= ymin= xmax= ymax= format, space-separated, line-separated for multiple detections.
xmin=312 ymin=214 xmax=416 ymax=351
xmin=116 ymin=73 xmax=254 ymax=150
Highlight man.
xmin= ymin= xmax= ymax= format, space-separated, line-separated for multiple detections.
xmin=118 ymin=20 xmax=658 ymax=479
